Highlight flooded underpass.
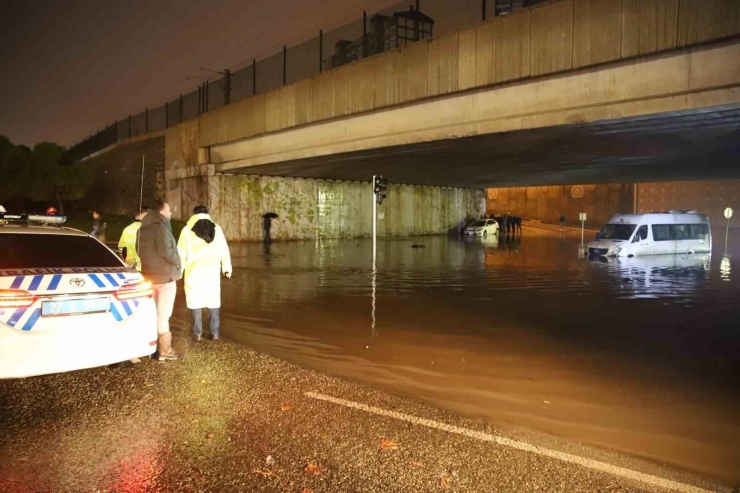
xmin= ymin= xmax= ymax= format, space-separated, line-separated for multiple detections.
xmin=192 ymin=226 xmax=740 ymax=484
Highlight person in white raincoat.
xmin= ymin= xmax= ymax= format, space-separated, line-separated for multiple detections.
xmin=177 ymin=205 xmax=232 ymax=341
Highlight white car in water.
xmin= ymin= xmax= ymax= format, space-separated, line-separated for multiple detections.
xmin=464 ymin=219 xmax=499 ymax=237
xmin=0 ymin=213 xmax=158 ymax=379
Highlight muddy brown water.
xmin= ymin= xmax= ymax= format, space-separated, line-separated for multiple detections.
xmin=177 ymin=226 xmax=740 ymax=483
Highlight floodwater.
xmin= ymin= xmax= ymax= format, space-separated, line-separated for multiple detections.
xmin=196 ymin=226 xmax=740 ymax=483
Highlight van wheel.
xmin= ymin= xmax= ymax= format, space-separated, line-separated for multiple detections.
xmin=686 ymin=250 xmax=694 ymax=255
xmin=627 ymin=254 xmax=635 ymax=258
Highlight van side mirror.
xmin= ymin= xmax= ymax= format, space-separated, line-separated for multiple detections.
xmin=632 ymin=236 xmax=640 ymax=244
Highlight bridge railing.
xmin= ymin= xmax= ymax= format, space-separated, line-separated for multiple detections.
xmin=71 ymin=0 xmax=740 ymax=163
xmin=67 ymin=0 xmax=526 ymax=162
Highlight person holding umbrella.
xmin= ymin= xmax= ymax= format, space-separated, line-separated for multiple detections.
xmin=178 ymin=205 xmax=232 ymax=341
xmin=263 ymin=212 xmax=278 ymax=244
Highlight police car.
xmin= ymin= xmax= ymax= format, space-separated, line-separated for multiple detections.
xmin=0 ymin=211 xmax=158 ymax=378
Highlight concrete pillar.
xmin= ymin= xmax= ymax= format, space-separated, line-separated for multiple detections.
xmin=197 ymin=147 xmax=210 ymax=166
xmin=363 ymin=12 xmax=367 ymax=58
xmin=224 ymin=69 xmax=231 ymax=105
xmin=282 ymin=45 xmax=287 ymax=85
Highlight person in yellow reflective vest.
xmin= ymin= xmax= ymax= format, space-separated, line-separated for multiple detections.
xmin=177 ymin=205 xmax=232 ymax=341
xmin=118 ymin=207 xmax=148 ymax=270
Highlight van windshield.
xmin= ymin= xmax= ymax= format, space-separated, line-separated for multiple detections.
xmin=596 ymin=223 xmax=636 ymax=240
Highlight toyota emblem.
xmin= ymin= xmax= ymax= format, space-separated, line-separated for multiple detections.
xmin=70 ymin=278 xmax=86 ymax=288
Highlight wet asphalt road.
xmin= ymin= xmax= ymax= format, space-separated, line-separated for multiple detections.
xmin=0 ymin=320 xmax=729 ymax=492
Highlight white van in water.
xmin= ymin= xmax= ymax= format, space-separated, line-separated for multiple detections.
xmin=588 ymin=211 xmax=712 ymax=258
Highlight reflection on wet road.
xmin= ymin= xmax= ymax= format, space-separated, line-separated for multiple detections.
xmin=204 ymin=227 xmax=740 ymax=483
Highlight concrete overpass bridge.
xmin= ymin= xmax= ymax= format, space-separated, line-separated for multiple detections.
xmin=87 ymin=0 xmax=740 ymax=240
xmin=207 ymin=40 xmax=740 ymax=188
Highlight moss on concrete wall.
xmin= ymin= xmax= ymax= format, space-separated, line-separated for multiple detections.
xmin=183 ymin=175 xmax=484 ymax=242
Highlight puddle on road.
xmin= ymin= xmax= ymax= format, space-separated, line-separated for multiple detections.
xmin=176 ymin=226 xmax=740 ymax=483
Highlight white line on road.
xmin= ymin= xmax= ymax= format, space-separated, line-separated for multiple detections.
xmin=305 ymin=391 xmax=722 ymax=493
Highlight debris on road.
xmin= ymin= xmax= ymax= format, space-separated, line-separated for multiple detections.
xmin=380 ymin=439 xmax=399 ymax=450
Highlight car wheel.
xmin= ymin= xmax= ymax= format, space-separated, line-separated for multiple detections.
xmin=107 ymin=360 xmax=135 ymax=370
xmin=483 ymin=230 xmax=488 ymax=237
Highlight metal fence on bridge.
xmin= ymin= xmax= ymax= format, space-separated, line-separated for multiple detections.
xmin=67 ymin=0 xmax=546 ymax=163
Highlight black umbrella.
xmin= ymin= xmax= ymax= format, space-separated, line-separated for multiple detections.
xmin=263 ymin=212 xmax=279 ymax=219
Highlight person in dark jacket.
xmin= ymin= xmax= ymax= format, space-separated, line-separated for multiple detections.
xmin=91 ymin=210 xmax=107 ymax=243
xmin=137 ymin=200 xmax=182 ymax=361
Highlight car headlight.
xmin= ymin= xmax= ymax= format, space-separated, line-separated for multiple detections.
xmin=607 ymin=246 xmax=622 ymax=256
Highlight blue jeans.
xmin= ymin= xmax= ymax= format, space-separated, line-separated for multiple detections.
xmin=191 ymin=308 xmax=220 ymax=337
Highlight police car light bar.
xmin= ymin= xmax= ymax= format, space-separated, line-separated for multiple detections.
xmin=0 ymin=212 xmax=67 ymax=224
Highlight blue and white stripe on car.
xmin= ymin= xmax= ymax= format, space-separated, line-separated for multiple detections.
xmin=0 ymin=269 xmax=145 ymax=331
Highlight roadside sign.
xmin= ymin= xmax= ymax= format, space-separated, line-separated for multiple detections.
xmin=578 ymin=213 xmax=587 ymax=246
xmin=725 ymin=207 xmax=732 ymax=254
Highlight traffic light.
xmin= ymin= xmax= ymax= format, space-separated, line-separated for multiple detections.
xmin=374 ymin=176 xmax=388 ymax=205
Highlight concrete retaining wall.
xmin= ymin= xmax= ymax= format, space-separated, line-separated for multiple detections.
xmin=487 ymin=179 xmax=740 ymax=229
xmin=486 ymin=183 xmax=634 ymax=229
xmin=174 ymin=174 xmax=484 ymax=242
xmin=637 ymin=180 xmax=740 ymax=228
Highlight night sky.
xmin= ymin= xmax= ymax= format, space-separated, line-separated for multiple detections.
xmin=0 ymin=0 xmax=401 ymax=147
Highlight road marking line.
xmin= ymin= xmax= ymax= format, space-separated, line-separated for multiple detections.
xmin=305 ymin=392 xmax=721 ymax=493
